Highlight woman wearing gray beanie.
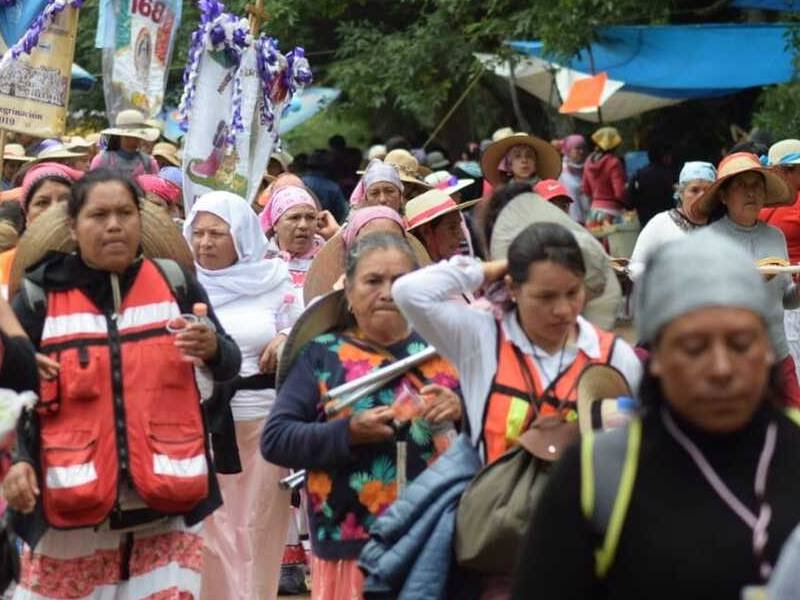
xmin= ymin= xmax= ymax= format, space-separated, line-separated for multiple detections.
xmin=512 ymin=231 xmax=800 ymax=599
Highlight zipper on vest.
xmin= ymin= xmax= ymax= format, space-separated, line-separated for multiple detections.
xmin=106 ymin=313 xmax=131 ymax=484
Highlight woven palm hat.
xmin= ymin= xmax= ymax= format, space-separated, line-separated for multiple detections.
xmin=480 ymin=133 xmax=562 ymax=186
xmin=101 ymin=109 xmax=160 ymax=143
xmin=382 ymin=149 xmax=432 ymax=189
xmin=697 ymin=152 xmax=791 ymax=219
xmin=3 ymin=144 xmax=32 ymax=163
xmin=152 ymin=142 xmax=181 ymax=167
xmin=303 ymin=230 xmax=431 ymax=306
xmin=34 ymin=144 xmax=86 ymax=161
xmin=404 ymin=189 xmax=479 ymax=231
xmin=0 ymin=221 xmax=18 ymax=252
xmin=576 ymin=364 xmax=633 ymax=435
xmin=9 ymin=201 xmax=194 ymax=297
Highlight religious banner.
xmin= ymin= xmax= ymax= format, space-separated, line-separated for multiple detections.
xmin=96 ymin=0 xmax=182 ymax=122
xmin=178 ymin=0 xmax=311 ymax=213
xmin=0 ymin=0 xmax=82 ymax=137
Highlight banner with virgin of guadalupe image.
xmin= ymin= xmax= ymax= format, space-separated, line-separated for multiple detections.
xmin=96 ymin=0 xmax=182 ymax=122
xmin=0 ymin=0 xmax=80 ymax=137
xmin=178 ymin=3 xmax=311 ymax=213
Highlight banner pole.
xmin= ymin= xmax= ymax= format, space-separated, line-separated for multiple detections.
xmin=248 ymin=0 xmax=266 ymax=36
xmin=0 ymin=130 xmax=7 ymax=187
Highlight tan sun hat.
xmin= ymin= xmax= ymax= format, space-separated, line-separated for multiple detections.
xmin=480 ymin=133 xmax=562 ymax=186
xmin=591 ymin=127 xmax=623 ymax=152
xmin=64 ymin=136 xmax=96 ymax=153
xmin=404 ymin=189 xmax=479 ymax=231
xmin=576 ymin=364 xmax=634 ymax=435
xmin=492 ymin=127 xmax=515 ymax=142
xmin=9 ymin=200 xmax=194 ymax=298
xmin=767 ymin=139 xmax=800 ymax=166
xmin=423 ymin=170 xmax=475 ymax=197
xmin=383 ymin=149 xmax=432 ymax=189
xmin=697 ymin=152 xmax=792 ymax=219
xmin=34 ymin=144 xmax=87 ymax=161
xmin=101 ymin=109 xmax=160 ymax=143
xmin=303 ymin=230 xmax=431 ymax=306
xmin=152 ymin=142 xmax=181 ymax=167
xmin=3 ymin=144 xmax=32 ymax=163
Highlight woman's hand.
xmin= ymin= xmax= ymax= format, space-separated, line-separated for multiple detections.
xmin=421 ymin=384 xmax=462 ymax=424
xmin=317 ymin=211 xmax=340 ymax=240
xmin=3 ymin=462 xmax=38 ymax=514
xmin=482 ymin=259 xmax=508 ymax=283
xmin=259 ymin=333 xmax=288 ymax=374
xmin=175 ymin=323 xmax=218 ymax=363
xmin=36 ymin=353 xmax=60 ymax=381
xmin=348 ymin=406 xmax=396 ymax=445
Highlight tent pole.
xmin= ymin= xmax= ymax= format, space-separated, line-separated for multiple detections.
xmin=507 ymin=56 xmax=531 ymax=132
xmin=587 ymin=47 xmax=604 ymax=124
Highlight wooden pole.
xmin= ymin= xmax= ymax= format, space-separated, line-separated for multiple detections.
xmin=247 ymin=0 xmax=266 ymax=36
xmin=0 ymin=130 xmax=7 ymax=188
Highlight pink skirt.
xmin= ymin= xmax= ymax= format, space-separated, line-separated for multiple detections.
xmin=13 ymin=517 xmax=203 ymax=599
xmin=200 ymin=418 xmax=291 ymax=600
xmin=309 ymin=556 xmax=364 ymax=600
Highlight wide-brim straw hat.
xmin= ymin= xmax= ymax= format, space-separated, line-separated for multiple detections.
xmin=480 ymin=133 xmax=562 ymax=186
xmin=768 ymin=139 xmax=800 ymax=166
xmin=277 ymin=290 xmax=346 ymax=388
xmin=101 ymin=109 xmax=160 ymax=143
xmin=404 ymin=189 xmax=479 ymax=231
xmin=3 ymin=144 xmax=32 ymax=163
xmin=489 ymin=192 xmax=609 ymax=300
xmin=152 ymin=142 xmax=181 ymax=167
xmin=34 ymin=144 xmax=87 ymax=161
xmin=0 ymin=221 xmax=18 ymax=253
xmin=303 ymin=230 xmax=431 ymax=305
xmin=423 ymin=170 xmax=475 ymax=197
xmin=9 ymin=201 xmax=194 ymax=298
xmin=576 ymin=364 xmax=633 ymax=435
xmin=64 ymin=136 xmax=96 ymax=153
xmin=697 ymin=152 xmax=791 ymax=219
xmin=591 ymin=127 xmax=623 ymax=152
xmin=382 ymin=149 xmax=432 ymax=189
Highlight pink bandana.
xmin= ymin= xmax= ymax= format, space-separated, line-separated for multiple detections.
xmin=342 ymin=206 xmax=406 ymax=249
xmin=259 ymin=185 xmax=316 ymax=232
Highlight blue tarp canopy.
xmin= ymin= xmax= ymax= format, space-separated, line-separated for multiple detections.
xmin=509 ymin=24 xmax=796 ymax=99
xmin=730 ymin=0 xmax=800 ymax=10
xmin=71 ymin=64 xmax=96 ymax=91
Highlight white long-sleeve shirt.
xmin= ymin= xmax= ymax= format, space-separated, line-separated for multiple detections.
xmin=392 ymin=256 xmax=642 ymax=456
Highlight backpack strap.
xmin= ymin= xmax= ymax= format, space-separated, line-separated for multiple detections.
xmin=21 ymin=278 xmax=46 ymax=315
xmin=580 ymin=417 xmax=642 ymax=579
xmin=151 ymin=258 xmax=189 ymax=311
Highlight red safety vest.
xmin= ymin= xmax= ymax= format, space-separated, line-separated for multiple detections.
xmin=482 ymin=320 xmax=618 ymax=464
xmin=36 ymin=259 xmax=209 ymax=528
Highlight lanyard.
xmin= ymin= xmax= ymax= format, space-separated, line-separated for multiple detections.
xmin=661 ymin=408 xmax=777 ymax=580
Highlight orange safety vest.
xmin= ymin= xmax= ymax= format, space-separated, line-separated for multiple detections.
xmin=36 ymin=259 xmax=208 ymax=528
xmin=482 ymin=320 xmax=618 ymax=464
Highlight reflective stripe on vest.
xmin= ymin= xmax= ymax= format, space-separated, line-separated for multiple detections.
xmin=482 ymin=320 xmax=618 ymax=464
xmin=37 ymin=259 xmax=208 ymax=528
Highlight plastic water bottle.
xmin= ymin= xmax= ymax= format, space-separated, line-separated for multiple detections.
xmin=275 ymin=293 xmax=297 ymax=333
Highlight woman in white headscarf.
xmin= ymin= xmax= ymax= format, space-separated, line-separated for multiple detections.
xmin=183 ymin=191 xmax=301 ymax=600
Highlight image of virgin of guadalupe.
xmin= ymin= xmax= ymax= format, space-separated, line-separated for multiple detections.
xmin=134 ymin=27 xmax=152 ymax=86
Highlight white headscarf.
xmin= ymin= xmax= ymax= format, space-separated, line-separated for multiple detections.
xmin=183 ymin=191 xmax=290 ymax=307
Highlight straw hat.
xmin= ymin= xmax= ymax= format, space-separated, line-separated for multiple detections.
xmin=576 ymin=364 xmax=634 ymax=435
xmin=303 ymin=231 xmax=431 ymax=305
xmin=277 ymin=290 xmax=346 ymax=388
xmin=3 ymin=144 xmax=31 ymax=163
xmin=492 ymin=127 xmax=515 ymax=142
xmin=697 ymin=152 xmax=791 ymax=219
xmin=64 ymin=136 xmax=96 ymax=153
xmin=423 ymin=171 xmax=475 ymax=197
xmin=591 ymin=127 xmax=622 ymax=152
xmin=489 ymin=192 xmax=609 ymax=300
xmin=767 ymin=139 xmax=800 ymax=166
xmin=34 ymin=144 xmax=87 ymax=161
xmin=404 ymin=189 xmax=479 ymax=231
xmin=480 ymin=133 xmax=562 ymax=186
xmin=382 ymin=149 xmax=432 ymax=189
xmin=152 ymin=142 xmax=181 ymax=167
xmin=0 ymin=221 xmax=18 ymax=253
xmin=9 ymin=201 xmax=194 ymax=298
xmin=101 ymin=109 xmax=160 ymax=143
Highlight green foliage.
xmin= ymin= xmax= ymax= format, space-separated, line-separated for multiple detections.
xmin=754 ymin=83 xmax=800 ymax=139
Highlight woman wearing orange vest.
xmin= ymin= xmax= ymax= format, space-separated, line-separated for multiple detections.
xmin=394 ymin=222 xmax=642 ymax=465
xmin=3 ymin=169 xmax=242 ymax=599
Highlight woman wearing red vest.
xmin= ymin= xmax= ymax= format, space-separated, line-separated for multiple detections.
xmin=3 ymin=169 xmax=241 ymax=599
xmin=394 ymin=222 xmax=642 ymax=465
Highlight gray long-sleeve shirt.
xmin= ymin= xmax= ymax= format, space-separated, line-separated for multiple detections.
xmin=707 ymin=215 xmax=800 ymax=358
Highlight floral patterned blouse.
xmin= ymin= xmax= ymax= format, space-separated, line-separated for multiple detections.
xmin=262 ymin=330 xmax=460 ymax=560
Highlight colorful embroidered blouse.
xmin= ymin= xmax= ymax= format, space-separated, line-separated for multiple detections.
xmin=262 ymin=330 xmax=460 ymax=560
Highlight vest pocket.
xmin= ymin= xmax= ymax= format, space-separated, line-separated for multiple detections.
xmin=138 ymin=420 xmax=209 ymax=511
xmin=41 ymin=429 xmax=101 ymax=514
xmin=60 ymin=346 xmax=102 ymax=401
xmin=144 ymin=342 xmax=196 ymax=393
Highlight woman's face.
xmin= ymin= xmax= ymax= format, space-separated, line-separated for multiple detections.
xmin=274 ymin=204 xmax=317 ymax=256
xmin=567 ymin=144 xmax=586 ymax=164
xmin=364 ymin=182 xmax=402 ymax=212
xmin=70 ymin=181 xmax=141 ymax=274
xmin=679 ymin=179 xmax=713 ymax=213
xmin=508 ymin=145 xmax=537 ymax=181
xmin=345 ymin=247 xmax=414 ymax=340
xmin=119 ymin=136 xmax=141 ymax=153
xmin=190 ymin=212 xmax=238 ymax=271
xmin=721 ymin=172 xmax=766 ymax=226
xmin=419 ymin=212 xmax=464 ymax=261
xmin=650 ymin=307 xmax=772 ymax=434
xmin=507 ymin=260 xmax=585 ymax=349
xmin=27 ymin=179 xmax=72 ymax=226
xmin=778 ymin=164 xmax=800 ymax=196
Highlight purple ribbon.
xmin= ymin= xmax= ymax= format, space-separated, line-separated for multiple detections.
xmin=0 ymin=0 xmax=84 ymax=68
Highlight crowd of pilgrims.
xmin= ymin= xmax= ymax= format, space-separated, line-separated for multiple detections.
xmin=0 ymin=109 xmax=797 ymax=599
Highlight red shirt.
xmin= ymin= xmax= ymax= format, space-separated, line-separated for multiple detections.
xmin=760 ymin=192 xmax=800 ymax=264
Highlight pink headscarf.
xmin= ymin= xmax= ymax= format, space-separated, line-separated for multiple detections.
xmin=21 ymin=162 xmax=83 ymax=211
xmin=342 ymin=206 xmax=405 ymax=249
xmin=562 ymin=134 xmax=586 ymax=156
xmin=259 ymin=185 xmax=317 ymax=232
xmin=136 ymin=174 xmax=181 ymax=205
xmin=257 ymin=173 xmax=304 ymax=208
